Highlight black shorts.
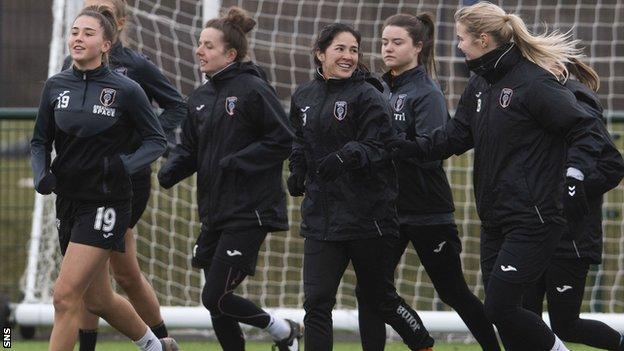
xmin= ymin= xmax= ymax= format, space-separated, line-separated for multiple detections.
xmin=129 ymin=168 xmax=152 ymax=228
xmin=403 ymin=223 xmax=462 ymax=267
xmin=191 ymin=226 xmax=267 ymax=275
xmin=481 ymin=223 xmax=563 ymax=286
xmin=56 ymin=196 xmax=131 ymax=255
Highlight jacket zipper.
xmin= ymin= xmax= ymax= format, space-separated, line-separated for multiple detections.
xmin=102 ymin=156 xmax=109 ymax=194
xmin=316 ymin=88 xmax=330 ymax=240
xmin=81 ymin=73 xmax=88 ymax=108
xmin=206 ymin=88 xmax=218 ymax=227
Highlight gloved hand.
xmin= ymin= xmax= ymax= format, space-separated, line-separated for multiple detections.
xmin=287 ymin=172 xmax=305 ymax=196
xmin=386 ymin=139 xmax=423 ymax=159
xmin=563 ymin=177 xmax=589 ymax=222
xmin=316 ymin=152 xmax=346 ymax=182
xmin=35 ymin=172 xmax=57 ymax=195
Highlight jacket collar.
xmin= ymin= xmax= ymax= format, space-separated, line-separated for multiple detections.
xmin=382 ymin=65 xmax=426 ymax=89
xmin=71 ymin=64 xmax=111 ymax=80
xmin=465 ymin=42 xmax=521 ymax=84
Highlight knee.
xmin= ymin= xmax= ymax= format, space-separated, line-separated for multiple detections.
xmin=201 ymin=284 xmax=223 ymax=313
xmin=484 ymin=297 xmax=508 ymax=324
xmin=304 ymin=292 xmax=335 ymax=314
xmin=52 ymin=285 xmax=81 ymax=314
xmin=83 ymin=294 xmax=109 ymax=317
xmin=550 ymin=318 xmax=577 ymax=341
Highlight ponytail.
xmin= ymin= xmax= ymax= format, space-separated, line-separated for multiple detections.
xmin=76 ymin=6 xmax=118 ymax=64
xmin=567 ymin=58 xmax=600 ymax=92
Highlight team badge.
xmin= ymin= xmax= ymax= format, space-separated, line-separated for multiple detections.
xmin=499 ymin=88 xmax=513 ymax=108
xmin=225 ymin=96 xmax=238 ymax=116
xmin=99 ymin=88 xmax=116 ymax=107
xmin=113 ymin=66 xmax=128 ymax=75
xmin=334 ymin=101 xmax=347 ymax=121
xmin=394 ymin=94 xmax=407 ymax=112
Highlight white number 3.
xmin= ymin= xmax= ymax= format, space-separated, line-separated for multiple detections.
xmin=94 ymin=207 xmax=116 ymax=232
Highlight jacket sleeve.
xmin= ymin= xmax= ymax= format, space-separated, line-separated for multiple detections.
xmin=525 ymin=77 xmax=602 ymax=176
xmin=138 ymin=57 xmax=187 ymax=139
xmin=158 ymin=106 xmax=198 ymax=189
xmin=288 ymin=98 xmax=307 ymax=175
xmin=338 ymin=90 xmax=395 ymax=169
xmin=30 ymin=80 xmax=55 ymax=192
xmin=415 ymin=88 xmax=475 ymax=160
xmin=584 ymin=122 xmax=624 ymax=197
xmin=220 ymin=82 xmax=293 ymax=172
xmin=411 ymin=89 xmax=450 ymax=168
xmin=119 ymin=84 xmax=167 ymax=174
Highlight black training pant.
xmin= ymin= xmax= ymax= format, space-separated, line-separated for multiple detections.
xmin=356 ymin=224 xmax=500 ymax=351
xmin=303 ymin=236 xmax=434 ymax=351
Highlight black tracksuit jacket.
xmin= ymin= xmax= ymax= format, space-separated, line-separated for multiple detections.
xmin=158 ymin=62 xmax=291 ymax=232
xmin=63 ymin=43 xmax=186 ymax=183
xmin=554 ymin=79 xmax=624 ymax=264
xmin=416 ymin=45 xmax=602 ymax=227
xmin=289 ymin=69 xmax=398 ymax=241
xmin=31 ymin=64 xmax=167 ymax=201
xmin=382 ymin=66 xmax=455 ymax=223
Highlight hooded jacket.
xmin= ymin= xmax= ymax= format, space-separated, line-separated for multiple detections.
xmin=415 ymin=44 xmax=602 ymax=227
xmin=289 ymin=69 xmax=399 ymax=241
xmin=383 ymin=66 xmax=455 ymax=225
xmin=158 ymin=62 xmax=291 ymax=232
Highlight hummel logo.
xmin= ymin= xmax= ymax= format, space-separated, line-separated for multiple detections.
xmin=556 ymin=285 xmax=572 ymax=293
xmin=102 ymin=233 xmax=113 ymax=238
xmin=226 ymin=249 xmax=242 ymax=257
xmin=500 ymin=265 xmax=517 ymax=272
xmin=568 ymin=185 xmax=576 ymax=196
xmin=433 ymin=241 xmax=446 ymax=253
xmin=196 ymin=104 xmax=205 ymax=111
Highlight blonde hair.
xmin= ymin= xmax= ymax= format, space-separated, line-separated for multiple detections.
xmin=454 ymin=1 xmax=595 ymax=83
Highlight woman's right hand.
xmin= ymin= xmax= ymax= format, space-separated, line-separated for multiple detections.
xmin=35 ymin=172 xmax=57 ymax=195
xmin=287 ymin=172 xmax=305 ymax=197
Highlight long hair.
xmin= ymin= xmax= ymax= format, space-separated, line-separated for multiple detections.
xmin=384 ymin=13 xmax=437 ymax=79
xmin=75 ymin=6 xmax=118 ymax=64
xmin=455 ymin=1 xmax=594 ymax=82
xmin=204 ymin=7 xmax=256 ymax=62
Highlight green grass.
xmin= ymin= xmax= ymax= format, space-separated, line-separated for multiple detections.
xmin=4 ymin=340 xmax=607 ymax=350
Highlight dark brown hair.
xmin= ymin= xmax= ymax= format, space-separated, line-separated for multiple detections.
xmin=204 ymin=6 xmax=256 ymax=61
xmin=384 ymin=13 xmax=437 ymax=79
xmin=312 ymin=23 xmax=363 ymax=69
xmin=75 ymin=6 xmax=118 ymax=63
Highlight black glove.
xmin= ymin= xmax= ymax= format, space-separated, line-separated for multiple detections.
xmin=386 ymin=139 xmax=423 ymax=159
xmin=316 ymin=152 xmax=346 ymax=182
xmin=563 ymin=177 xmax=589 ymax=222
xmin=287 ymin=172 xmax=305 ymax=197
xmin=35 ymin=172 xmax=57 ymax=195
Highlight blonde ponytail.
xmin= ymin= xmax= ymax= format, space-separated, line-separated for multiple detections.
xmin=455 ymin=2 xmax=589 ymax=81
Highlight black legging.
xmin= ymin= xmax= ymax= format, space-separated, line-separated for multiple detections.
xmin=201 ymin=259 xmax=271 ymax=351
xmin=357 ymin=224 xmax=500 ymax=351
xmin=523 ymin=258 xmax=624 ymax=350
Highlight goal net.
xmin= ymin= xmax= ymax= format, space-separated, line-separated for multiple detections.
xmin=19 ymin=0 xmax=624 ymax=337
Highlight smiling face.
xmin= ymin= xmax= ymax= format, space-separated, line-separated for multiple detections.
xmin=195 ymin=27 xmax=237 ymax=75
xmin=68 ymin=15 xmax=112 ymax=70
xmin=381 ymin=25 xmax=422 ymax=76
xmin=316 ymin=31 xmax=359 ymax=80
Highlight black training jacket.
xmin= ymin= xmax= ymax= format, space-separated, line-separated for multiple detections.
xmin=554 ymin=79 xmax=624 ymax=264
xmin=31 ymin=64 xmax=166 ymax=201
xmin=158 ymin=62 xmax=291 ymax=232
xmin=63 ymin=43 xmax=186 ymax=183
xmin=383 ymin=66 xmax=455 ymax=224
xmin=289 ymin=69 xmax=399 ymax=241
xmin=416 ymin=45 xmax=602 ymax=227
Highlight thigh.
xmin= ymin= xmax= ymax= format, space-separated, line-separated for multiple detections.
xmin=350 ymin=237 xmax=397 ymax=302
xmin=492 ymin=223 xmax=563 ymax=284
xmin=480 ymin=226 xmax=505 ymax=290
xmin=522 ymin=272 xmax=547 ymax=315
xmin=109 ymin=228 xmax=140 ymax=278
xmin=544 ymin=258 xmax=589 ymax=323
xmin=409 ymin=223 xmax=462 ymax=269
xmin=192 ymin=225 xmax=220 ymax=270
xmin=381 ymin=231 xmax=409 ymax=278
xmin=71 ymin=200 xmax=131 ymax=253
xmin=213 ymin=227 xmax=268 ymax=276
xmin=55 ymin=242 xmax=111 ymax=297
xmin=303 ymin=239 xmax=349 ymax=301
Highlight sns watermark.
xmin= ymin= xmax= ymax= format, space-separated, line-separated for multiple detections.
xmin=3 ymin=327 xmax=10 ymax=348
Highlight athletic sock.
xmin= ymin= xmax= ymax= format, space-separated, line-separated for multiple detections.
xmin=78 ymin=329 xmax=98 ymax=351
xmin=550 ymin=335 xmax=570 ymax=351
xmin=134 ymin=328 xmax=162 ymax=351
xmin=150 ymin=321 xmax=168 ymax=338
xmin=265 ymin=315 xmax=291 ymax=341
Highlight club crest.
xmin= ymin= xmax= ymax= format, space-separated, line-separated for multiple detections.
xmin=334 ymin=101 xmax=347 ymax=121
xmin=499 ymin=88 xmax=513 ymax=108
xmin=99 ymin=88 xmax=116 ymax=107
xmin=225 ymin=96 xmax=238 ymax=116
xmin=394 ymin=94 xmax=408 ymax=112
